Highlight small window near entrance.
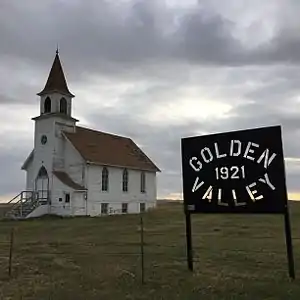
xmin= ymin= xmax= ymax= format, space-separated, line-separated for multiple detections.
xmin=101 ymin=203 xmax=108 ymax=214
xmin=140 ymin=203 xmax=146 ymax=213
xmin=59 ymin=197 xmax=62 ymax=202
xmin=122 ymin=203 xmax=128 ymax=213
xmin=65 ymin=193 xmax=70 ymax=203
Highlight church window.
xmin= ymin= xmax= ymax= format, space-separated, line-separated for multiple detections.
xmin=60 ymin=97 xmax=67 ymax=114
xmin=122 ymin=203 xmax=128 ymax=213
xmin=140 ymin=203 xmax=146 ymax=212
xmin=37 ymin=166 xmax=48 ymax=178
xmin=122 ymin=168 xmax=128 ymax=192
xmin=101 ymin=203 xmax=108 ymax=214
xmin=36 ymin=166 xmax=49 ymax=201
xmin=65 ymin=193 xmax=70 ymax=203
xmin=44 ymin=97 xmax=51 ymax=113
xmin=140 ymin=171 xmax=146 ymax=193
xmin=102 ymin=167 xmax=109 ymax=191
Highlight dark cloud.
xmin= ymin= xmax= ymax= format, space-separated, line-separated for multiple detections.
xmin=1 ymin=0 xmax=300 ymax=199
xmin=2 ymin=0 xmax=300 ymax=79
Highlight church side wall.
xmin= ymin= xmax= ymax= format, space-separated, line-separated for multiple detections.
xmin=86 ymin=164 xmax=157 ymax=216
xmin=64 ymin=139 xmax=86 ymax=186
xmin=50 ymin=176 xmax=86 ymax=216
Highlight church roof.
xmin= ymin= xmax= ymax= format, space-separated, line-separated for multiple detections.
xmin=21 ymin=150 xmax=34 ymax=170
xmin=37 ymin=51 xmax=75 ymax=97
xmin=53 ymin=171 xmax=86 ymax=190
xmin=63 ymin=126 xmax=160 ymax=172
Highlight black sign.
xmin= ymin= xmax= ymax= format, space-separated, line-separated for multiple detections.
xmin=181 ymin=125 xmax=288 ymax=214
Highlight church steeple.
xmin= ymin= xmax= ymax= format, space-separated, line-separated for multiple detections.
xmin=37 ymin=51 xmax=75 ymax=98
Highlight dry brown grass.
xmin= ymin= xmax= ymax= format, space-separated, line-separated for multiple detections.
xmin=0 ymin=201 xmax=300 ymax=299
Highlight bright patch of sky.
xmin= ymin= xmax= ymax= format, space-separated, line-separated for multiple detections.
xmin=146 ymin=93 xmax=232 ymax=125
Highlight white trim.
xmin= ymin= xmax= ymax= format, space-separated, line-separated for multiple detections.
xmin=86 ymin=161 xmax=159 ymax=173
xmin=21 ymin=150 xmax=34 ymax=170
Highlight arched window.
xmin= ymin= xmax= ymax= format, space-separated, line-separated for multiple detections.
xmin=60 ymin=97 xmax=67 ymax=114
xmin=35 ymin=166 xmax=49 ymax=202
xmin=44 ymin=97 xmax=51 ymax=113
xmin=140 ymin=171 xmax=146 ymax=193
xmin=102 ymin=167 xmax=109 ymax=191
xmin=37 ymin=166 xmax=48 ymax=178
xmin=122 ymin=168 xmax=128 ymax=192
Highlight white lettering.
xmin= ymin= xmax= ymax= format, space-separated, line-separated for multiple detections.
xmin=188 ymin=141 xmax=276 ymax=171
xmin=220 ymin=167 xmax=229 ymax=179
xmin=189 ymin=157 xmax=202 ymax=172
xmin=214 ymin=142 xmax=227 ymax=158
xmin=258 ymin=173 xmax=275 ymax=190
xmin=217 ymin=188 xmax=228 ymax=206
xmin=232 ymin=189 xmax=246 ymax=206
xmin=243 ymin=142 xmax=259 ymax=161
xmin=201 ymin=147 xmax=213 ymax=163
xmin=192 ymin=177 xmax=204 ymax=192
xmin=257 ymin=149 xmax=276 ymax=169
xmin=230 ymin=140 xmax=241 ymax=156
xmin=246 ymin=182 xmax=263 ymax=201
xmin=215 ymin=166 xmax=246 ymax=180
xmin=202 ymin=186 xmax=213 ymax=201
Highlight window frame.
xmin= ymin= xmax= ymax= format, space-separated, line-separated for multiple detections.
xmin=44 ymin=97 xmax=51 ymax=113
xmin=65 ymin=193 xmax=70 ymax=203
xmin=101 ymin=167 xmax=109 ymax=191
xmin=140 ymin=203 xmax=146 ymax=213
xmin=140 ymin=171 xmax=146 ymax=193
xmin=122 ymin=203 xmax=128 ymax=213
xmin=122 ymin=168 xmax=128 ymax=192
xmin=101 ymin=203 xmax=108 ymax=214
xmin=59 ymin=97 xmax=68 ymax=114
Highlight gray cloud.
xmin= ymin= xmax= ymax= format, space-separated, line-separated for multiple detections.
xmin=1 ymin=0 xmax=300 ymax=78
xmin=1 ymin=0 xmax=300 ymax=200
xmin=0 ymin=148 xmax=26 ymax=195
xmin=85 ymin=103 xmax=300 ymax=198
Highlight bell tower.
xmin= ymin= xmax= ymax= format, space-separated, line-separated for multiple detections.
xmin=31 ymin=50 xmax=79 ymax=192
xmin=36 ymin=49 xmax=75 ymax=118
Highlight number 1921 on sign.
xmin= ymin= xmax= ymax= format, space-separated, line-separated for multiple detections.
xmin=215 ymin=166 xmax=245 ymax=180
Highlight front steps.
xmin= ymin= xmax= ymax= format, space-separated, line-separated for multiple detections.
xmin=4 ymin=191 xmax=41 ymax=220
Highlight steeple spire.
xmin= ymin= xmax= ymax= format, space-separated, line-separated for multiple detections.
xmin=37 ymin=50 xmax=74 ymax=97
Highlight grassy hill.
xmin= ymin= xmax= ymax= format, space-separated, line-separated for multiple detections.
xmin=0 ymin=201 xmax=300 ymax=299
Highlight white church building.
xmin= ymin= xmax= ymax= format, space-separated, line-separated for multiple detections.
xmin=6 ymin=51 xmax=160 ymax=219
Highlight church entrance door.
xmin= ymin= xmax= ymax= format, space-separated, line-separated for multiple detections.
xmin=35 ymin=166 xmax=49 ymax=204
xmin=72 ymin=192 xmax=86 ymax=215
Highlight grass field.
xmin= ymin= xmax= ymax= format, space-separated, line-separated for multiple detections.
xmin=0 ymin=201 xmax=300 ymax=299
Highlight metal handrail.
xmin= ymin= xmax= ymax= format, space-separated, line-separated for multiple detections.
xmin=4 ymin=190 xmax=44 ymax=218
xmin=4 ymin=189 xmax=51 ymax=218
xmin=7 ymin=191 xmax=34 ymax=210
xmin=7 ymin=191 xmax=24 ymax=204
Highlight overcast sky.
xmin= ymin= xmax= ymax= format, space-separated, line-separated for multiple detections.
xmin=1 ymin=0 xmax=300 ymax=201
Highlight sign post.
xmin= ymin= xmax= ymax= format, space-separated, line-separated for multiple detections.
xmin=181 ymin=125 xmax=295 ymax=279
xmin=185 ymin=209 xmax=193 ymax=271
xmin=284 ymin=202 xmax=295 ymax=279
